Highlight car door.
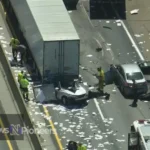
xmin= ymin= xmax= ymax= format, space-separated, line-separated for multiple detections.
xmin=108 ymin=65 xmax=122 ymax=84
xmin=115 ymin=66 xmax=126 ymax=86
xmin=119 ymin=67 xmax=127 ymax=87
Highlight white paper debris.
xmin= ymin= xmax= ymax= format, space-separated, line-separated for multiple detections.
xmin=106 ymin=48 xmax=111 ymax=51
xmin=86 ymin=54 xmax=93 ymax=57
xmin=92 ymin=112 xmax=96 ymax=116
xmin=116 ymin=139 xmax=125 ymax=142
xmin=89 ymin=86 xmax=94 ymax=90
xmin=139 ymin=41 xmax=144 ymax=44
xmin=109 ymin=118 xmax=114 ymax=121
xmin=0 ymin=35 xmax=5 ymax=39
xmin=130 ymin=9 xmax=139 ymax=15
xmin=116 ymin=20 xmax=121 ymax=23
xmin=107 ymin=43 xmax=111 ymax=46
xmin=117 ymin=23 xmax=121 ymax=26
xmin=68 ymin=11 xmax=72 ymax=13
xmin=134 ymin=34 xmax=141 ymax=37
xmin=83 ymin=82 xmax=88 ymax=86
xmin=2 ymin=44 xmax=7 ymax=48
xmin=146 ymin=49 xmax=149 ymax=52
xmin=95 ymin=134 xmax=103 ymax=140
xmin=98 ymin=143 xmax=104 ymax=147
xmin=54 ymin=122 xmax=58 ymax=125
xmin=112 ymin=87 xmax=116 ymax=93
xmin=106 ymin=21 xmax=110 ymax=23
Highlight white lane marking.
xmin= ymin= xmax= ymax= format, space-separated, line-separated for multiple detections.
xmin=80 ymin=4 xmax=94 ymax=28
xmin=120 ymin=21 xmax=145 ymax=61
xmin=94 ymin=98 xmax=105 ymax=120
xmin=98 ymin=32 xmax=105 ymax=42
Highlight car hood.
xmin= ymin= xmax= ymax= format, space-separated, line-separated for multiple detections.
xmin=74 ymin=86 xmax=86 ymax=95
xmin=64 ymin=86 xmax=87 ymax=96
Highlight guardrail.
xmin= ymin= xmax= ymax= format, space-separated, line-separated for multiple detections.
xmin=0 ymin=46 xmax=43 ymax=150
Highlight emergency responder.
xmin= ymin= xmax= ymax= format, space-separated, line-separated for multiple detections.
xmin=97 ymin=67 xmax=105 ymax=91
xmin=18 ymin=70 xmax=24 ymax=87
xmin=77 ymin=143 xmax=86 ymax=150
xmin=131 ymin=79 xmax=139 ymax=107
xmin=20 ymin=75 xmax=29 ymax=100
xmin=9 ymin=38 xmax=20 ymax=61
xmin=17 ymin=44 xmax=27 ymax=65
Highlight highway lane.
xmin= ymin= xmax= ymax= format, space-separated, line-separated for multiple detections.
xmin=0 ymin=123 xmax=19 ymax=150
xmin=0 ymin=130 xmax=11 ymax=150
xmin=40 ymin=2 xmax=150 ymax=150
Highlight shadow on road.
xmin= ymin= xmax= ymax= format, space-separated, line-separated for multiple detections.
xmin=90 ymin=0 xmax=126 ymax=20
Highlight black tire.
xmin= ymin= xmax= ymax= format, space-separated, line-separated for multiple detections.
xmin=61 ymin=96 xmax=69 ymax=105
xmin=88 ymin=91 xmax=92 ymax=98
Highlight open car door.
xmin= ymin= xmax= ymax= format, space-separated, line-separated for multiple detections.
xmin=138 ymin=61 xmax=150 ymax=74
xmin=128 ymin=132 xmax=139 ymax=150
xmin=104 ymin=65 xmax=119 ymax=85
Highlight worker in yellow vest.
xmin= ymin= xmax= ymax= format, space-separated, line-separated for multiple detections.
xmin=18 ymin=70 xmax=24 ymax=87
xmin=77 ymin=143 xmax=86 ymax=150
xmin=20 ymin=75 xmax=29 ymax=100
xmin=97 ymin=67 xmax=105 ymax=91
xmin=9 ymin=38 xmax=20 ymax=61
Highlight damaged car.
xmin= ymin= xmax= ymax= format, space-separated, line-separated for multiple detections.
xmin=55 ymin=79 xmax=89 ymax=105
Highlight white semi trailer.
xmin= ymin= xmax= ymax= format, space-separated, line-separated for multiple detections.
xmin=3 ymin=0 xmax=80 ymax=82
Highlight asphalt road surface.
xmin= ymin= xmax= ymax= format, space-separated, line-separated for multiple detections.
xmin=0 ymin=133 xmax=11 ymax=150
xmin=40 ymin=2 xmax=150 ymax=150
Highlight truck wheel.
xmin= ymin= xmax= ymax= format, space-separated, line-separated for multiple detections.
xmin=61 ymin=96 xmax=68 ymax=105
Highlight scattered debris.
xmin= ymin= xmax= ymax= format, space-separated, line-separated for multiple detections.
xmin=83 ymin=82 xmax=88 ymax=86
xmin=117 ymin=23 xmax=121 ymax=26
xmin=112 ymin=87 xmax=116 ymax=93
xmin=106 ymin=21 xmax=110 ymax=23
xmin=116 ymin=20 xmax=121 ymax=23
xmin=86 ymin=54 xmax=93 ymax=57
xmin=130 ymin=9 xmax=139 ymax=15
xmin=107 ymin=43 xmax=111 ymax=46
xmin=116 ymin=139 xmax=125 ymax=142
xmin=106 ymin=48 xmax=111 ymax=51
xmin=92 ymin=112 xmax=97 ymax=116
xmin=134 ymin=34 xmax=141 ymax=37
xmin=139 ymin=41 xmax=144 ymax=44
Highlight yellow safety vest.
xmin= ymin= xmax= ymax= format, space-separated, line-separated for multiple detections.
xmin=20 ymin=78 xmax=29 ymax=88
xmin=18 ymin=73 xmax=24 ymax=82
xmin=10 ymin=38 xmax=20 ymax=48
xmin=77 ymin=145 xmax=87 ymax=150
xmin=99 ymin=70 xmax=105 ymax=81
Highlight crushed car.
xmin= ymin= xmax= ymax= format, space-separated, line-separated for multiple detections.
xmin=55 ymin=79 xmax=89 ymax=105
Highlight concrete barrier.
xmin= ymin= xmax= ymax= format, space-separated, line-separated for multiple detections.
xmin=0 ymin=46 xmax=43 ymax=150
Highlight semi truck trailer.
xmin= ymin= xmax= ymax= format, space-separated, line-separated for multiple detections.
xmin=2 ymin=0 xmax=80 ymax=83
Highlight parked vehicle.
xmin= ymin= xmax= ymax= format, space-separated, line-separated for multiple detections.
xmin=55 ymin=80 xmax=89 ymax=105
xmin=112 ymin=63 xmax=148 ymax=96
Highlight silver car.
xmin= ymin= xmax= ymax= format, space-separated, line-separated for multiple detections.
xmin=113 ymin=64 xmax=148 ymax=96
xmin=55 ymin=80 xmax=88 ymax=105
